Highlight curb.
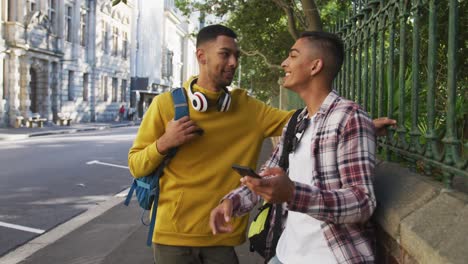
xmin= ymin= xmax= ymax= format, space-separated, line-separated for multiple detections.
xmin=0 ymin=122 xmax=139 ymax=141
xmin=0 ymin=134 xmax=30 ymax=141
xmin=0 ymin=189 xmax=130 ymax=264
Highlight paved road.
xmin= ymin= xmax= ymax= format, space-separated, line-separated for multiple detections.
xmin=0 ymin=125 xmax=271 ymax=263
xmin=0 ymin=127 xmax=137 ymax=256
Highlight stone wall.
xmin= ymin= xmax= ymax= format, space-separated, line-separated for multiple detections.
xmin=374 ymin=161 xmax=468 ymax=264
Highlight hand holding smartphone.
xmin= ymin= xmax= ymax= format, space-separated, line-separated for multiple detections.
xmin=231 ymin=164 xmax=262 ymax=179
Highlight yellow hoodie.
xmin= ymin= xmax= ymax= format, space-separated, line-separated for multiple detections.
xmin=128 ymin=78 xmax=292 ymax=246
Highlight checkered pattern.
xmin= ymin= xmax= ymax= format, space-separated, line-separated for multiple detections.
xmin=225 ymin=91 xmax=377 ymax=264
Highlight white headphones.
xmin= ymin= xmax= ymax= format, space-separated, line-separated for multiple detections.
xmin=187 ymin=78 xmax=231 ymax=112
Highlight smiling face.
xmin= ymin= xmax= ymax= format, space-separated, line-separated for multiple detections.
xmin=280 ymin=38 xmax=320 ymax=92
xmin=197 ymin=35 xmax=240 ymax=90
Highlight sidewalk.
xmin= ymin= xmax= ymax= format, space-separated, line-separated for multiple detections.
xmin=0 ymin=120 xmax=138 ymax=141
xmin=0 ymin=122 xmax=269 ymax=264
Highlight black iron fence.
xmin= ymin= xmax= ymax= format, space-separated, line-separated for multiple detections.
xmin=333 ymin=0 xmax=466 ymax=188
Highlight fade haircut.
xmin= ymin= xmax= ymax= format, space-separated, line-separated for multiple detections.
xmin=196 ymin=24 xmax=237 ymax=48
xmin=299 ymin=31 xmax=344 ymax=79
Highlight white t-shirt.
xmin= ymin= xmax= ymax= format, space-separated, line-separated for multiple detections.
xmin=276 ymin=115 xmax=336 ymax=264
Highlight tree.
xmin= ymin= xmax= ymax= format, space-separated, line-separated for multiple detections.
xmin=176 ymin=0 xmax=348 ymax=101
xmin=111 ymin=0 xmax=127 ymax=6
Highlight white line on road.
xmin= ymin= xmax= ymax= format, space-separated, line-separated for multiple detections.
xmin=0 ymin=196 xmax=125 ymax=264
xmin=86 ymin=160 xmax=128 ymax=169
xmin=0 ymin=221 xmax=45 ymax=234
xmin=115 ymin=187 xmax=131 ymax=197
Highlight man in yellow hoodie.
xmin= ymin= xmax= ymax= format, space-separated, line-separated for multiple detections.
xmin=128 ymin=25 xmax=396 ymax=264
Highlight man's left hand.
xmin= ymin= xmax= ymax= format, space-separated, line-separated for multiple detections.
xmin=241 ymin=167 xmax=295 ymax=204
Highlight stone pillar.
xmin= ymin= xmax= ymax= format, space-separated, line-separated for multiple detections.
xmin=56 ymin=0 xmax=64 ymax=51
xmin=117 ymin=76 xmax=122 ymax=102
xmin=19 ymin=54 xmax=31 ymax=117
xmin=72 ymin=1 xmax=80 ymax=56
xmin=8 ymin=0 xmax=17 ymax=21
xmin=0 ymin=55 xmax=6 ymax=127
xmin=88 ymin=0 xmax=97 ymax=122
xmin=50 ymin=61 xmax=59 ymax=121
xmin=17 ymin=0 xmax=26 ymax=24
xmin=45 ymin=61 xmax=54 ymax=121
xmin=7 ymin=49 xmax=25 ymax=127
xmin=30 ymin=58 xmax=43 ymax=114
xmin=89 ymin=70 xmax=97 ymax=122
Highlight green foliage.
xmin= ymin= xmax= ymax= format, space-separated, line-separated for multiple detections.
xmin=315 ymin=0 xmax=350 ymax=31
xmin=175 ymin=0 xmax=349 ymax=102
xmin=111 ymin=0 xmax=127 ymax=6
xmin=226 ymin=0 xmax=293 ymax=101
xmin=173 ymin=0 xmax=466 ymax=181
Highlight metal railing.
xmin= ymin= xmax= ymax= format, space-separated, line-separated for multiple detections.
xmin=331 ymin=0 xmax=466 ymax=188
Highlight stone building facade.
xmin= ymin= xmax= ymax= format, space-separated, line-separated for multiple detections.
xmin=0 ymin=0 xmax=200 ymax=127
xmin=0 ymin=0 xmax=132 ymax=127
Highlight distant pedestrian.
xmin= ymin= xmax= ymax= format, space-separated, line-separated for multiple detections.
xmin=119 ymin=105 xmax=125 ymax=122
xmin=127 ymin=107 xmax=135 ymax=121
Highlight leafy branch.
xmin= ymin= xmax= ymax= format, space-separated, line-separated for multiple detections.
xmin=241 ymin=49 xmax=282 ymax=70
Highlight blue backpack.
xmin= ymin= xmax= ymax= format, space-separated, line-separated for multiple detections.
xmin=124 ymin=87 xmax=189 ymax=246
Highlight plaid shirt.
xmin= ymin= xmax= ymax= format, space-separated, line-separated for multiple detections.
xmin=225 ymin=91 xmax=376 ymax=264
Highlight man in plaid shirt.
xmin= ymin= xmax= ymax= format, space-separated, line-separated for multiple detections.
xmin=210 ymin=31 xmax=377 ymax=263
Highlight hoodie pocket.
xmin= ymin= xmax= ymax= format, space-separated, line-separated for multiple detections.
xmin=172 ymin=191 xmax=213 ymax=235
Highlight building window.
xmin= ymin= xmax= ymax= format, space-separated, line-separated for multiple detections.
xmin=48 ymin=0 xmax=56 ymax=32
xmin=162 ymin=49 xmax=174 ymax=79
xmin=99 ymin=75 xmax=104 ymax=100
xmin=68 ymin=71 xmax=74 ymax=101
xmin=80 ymin=11 xmax=87 ymax=46
xmin=180 ymin=36 xmax=185 ymax=84
xmin=121 ymin=79 xmax=127 ymax=102
xmin=169 ymin=51 xmax=174 ymax=77
xmin=103 ymin=75 xmax=108 ymax=101
xmin=65 ymin=5 xmax=73 ymax=42
xmin=2 ymin=59 xmax=6 ymax=100
xmin=112 ymin=27 xmax=119 ymax=56
xmin=122 ymin=32 xmax=128 ymax=59
xmin=26 ymin=0 xmax=36 ymax=14
xmin=112 ymin=78 xmax=118 ymax=102
xmin=101 ymin=22 xmax=108 ymax=53
xmin=83 ymin=73 xmax=89 ymax=101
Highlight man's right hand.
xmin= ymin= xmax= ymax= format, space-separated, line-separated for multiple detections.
xmin=209 ymin=199 xmax=234 ymax=235
xmin=373 ymin=117 xmax=397 ymax=137
xmin=156 ymin=116 xmax=201 ymax=154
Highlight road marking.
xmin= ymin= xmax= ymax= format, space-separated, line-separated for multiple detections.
xmin=115 ymin=187 xmax=131 ymax=197
xmin=86 ymin=160 xmax=128 ymax=169
xmin=0 ymin=196 xmax=125 ymax=264
xmin=0 ymin=221 xmax=45 ymax=234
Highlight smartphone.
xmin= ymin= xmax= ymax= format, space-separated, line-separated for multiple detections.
xmin=231 ymin=164 xmax=262 ymax=179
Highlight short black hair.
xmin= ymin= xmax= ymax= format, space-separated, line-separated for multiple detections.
xmin=299 ymin=31 xmax=344 ymax=79
xmin=196 ymin=24 xmax=237 ymax=48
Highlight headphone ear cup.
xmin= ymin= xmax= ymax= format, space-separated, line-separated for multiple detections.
xmin=192 ymin=91 xmax=208 ymax=112
xmin=217 ymin=93 xmax=231 ymax=112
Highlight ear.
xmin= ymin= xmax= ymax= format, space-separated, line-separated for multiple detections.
xmin=310 ymin=59 xmax=323 ymax=76
xmin=196 ymin=49 xmax=206 ymax=64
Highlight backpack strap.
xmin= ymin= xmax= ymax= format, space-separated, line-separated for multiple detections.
xmin=269 ymin=108 xmax=303 ymax=260
xmin=278 ymin=109 xmax=303 ymax=170
xmin=172 ymin=87 xmax=190 ymax=120
xmin=145 ymin=87 xmax=189 ymax=246
xmin=124 ymin=88 xmax=189 ymax=209
xmin=146 ymin=179 xmax=160 ymax=245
